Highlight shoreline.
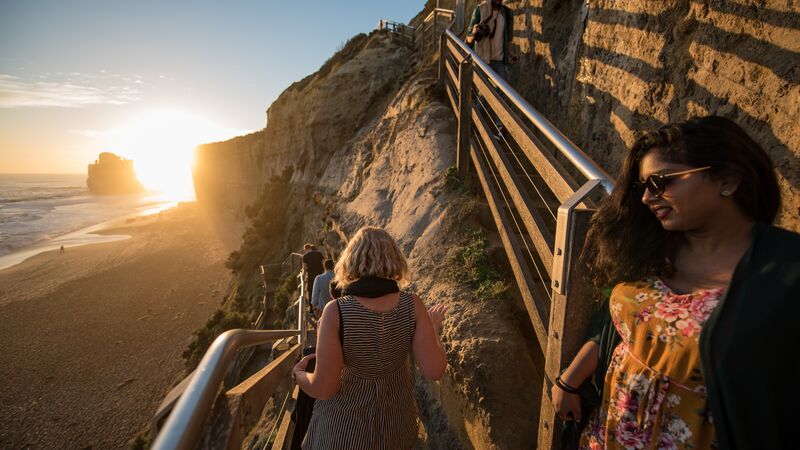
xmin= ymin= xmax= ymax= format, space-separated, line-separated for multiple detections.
xmin=0 ymin=199 xmax=183 ymax=272
xmin=0 ymin=203 xmax=236 ymax=449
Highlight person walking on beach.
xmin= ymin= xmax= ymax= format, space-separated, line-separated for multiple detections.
xmin=293 ymin=227 xmax=447 ymax=449
xmin=59 ymin=245 xmax=65 ymax=254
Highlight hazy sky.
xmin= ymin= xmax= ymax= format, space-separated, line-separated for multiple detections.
xmin=0 ymin=0 xmax=425 ymax=177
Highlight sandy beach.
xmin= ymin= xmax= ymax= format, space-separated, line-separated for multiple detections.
xmin=0 ymin=203 xmax=237 ymax=449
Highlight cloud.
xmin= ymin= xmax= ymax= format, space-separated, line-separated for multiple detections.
xmin=0 ymin=73 xmax=142 ymax=108
xmin=68 ymin=128 xmax=108 ymax=138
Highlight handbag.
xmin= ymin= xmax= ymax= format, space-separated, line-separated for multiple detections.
xmin=560 ymin=378 xmax=600 ymax=450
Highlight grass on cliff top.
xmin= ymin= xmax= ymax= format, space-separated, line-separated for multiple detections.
xmin=447 ymin=227 xmax=508 ymax=301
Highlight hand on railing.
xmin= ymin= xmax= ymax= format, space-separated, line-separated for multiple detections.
xmin=293 ymin=353 xmax=316 ymax=380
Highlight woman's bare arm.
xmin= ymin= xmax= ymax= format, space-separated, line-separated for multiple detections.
xmin=412 ymin=294 xmax=447 ymax=380
xmin=550 ymin=340 xmax=599 ymax=421
xmin=294 ymin=301 xmax=344 ymax=399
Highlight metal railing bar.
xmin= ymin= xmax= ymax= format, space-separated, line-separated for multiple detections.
xmin=473 ymin=94 xmax=558 ymax=222
xmin=446 ymin=58 xmax=459 ymax=92
xmin=504 ymin=138 xmax=558 ymax=222
xmin=263 ymin=386 xmax=293 ymax=450
xmin=446 ymin=79 xmax=459 ymax=117
xmin=469 ymin=135 xmax=549 ymax=353
xmin=469 ymin=67 xmax=581 ymax=204
xmin=422 ymin=7 xmax=455 ymax=23
xmin=474 ymin=127 xmax=553 ymax=302
xmin=471 ymin=89 xmax=558 ymax=218
xmin=470 ymin=101 xmax=556 ymax=273
xmin=446 ymin=39 xmax=467 ymax=61
xmin=153 ymin=329 xmax=302 ymax=450
xmin=478 ymin=91 xmax=556 ymax=223
xmin=446 ymin=30 xmax=613 ymax=193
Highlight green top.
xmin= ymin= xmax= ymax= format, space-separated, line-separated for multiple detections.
xmin=467 ymin=3 xmax=514 ymax=65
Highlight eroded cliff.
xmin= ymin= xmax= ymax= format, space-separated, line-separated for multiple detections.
xmin=508 ymin=0 xmax=799 ymax=230
xmin=193 ymin=2 xmax=799 ymax=448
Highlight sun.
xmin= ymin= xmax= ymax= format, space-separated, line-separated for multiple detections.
xmin=110 ymin=110 xmax=232 ymax=200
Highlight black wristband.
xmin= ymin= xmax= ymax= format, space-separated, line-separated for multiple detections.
xmin=555 ymin=375 xmax=580 ymax=394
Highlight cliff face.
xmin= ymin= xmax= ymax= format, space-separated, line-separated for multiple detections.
xmin=193 ymin=33 xmax=417 ymax=218
xmin=507 ymin=0 xmax=799 ymax=230
xmin=193 ymin=3 xmax=799 ymax=448
xmin=195 ymin=30 xmax=538 ymax=448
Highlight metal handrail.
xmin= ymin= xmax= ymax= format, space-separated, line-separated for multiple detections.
xmin=423 ymin=7 xmax=455 ymax=23
xmin=152 ymin=329 xmax=301 ymax=450
xmin=281 ymin=252 xmax=303 ymax=275
xmin=417 ymin=7 xmax=456 ymax=53
xmin=444 ymin=29 xmax=614 ymax=194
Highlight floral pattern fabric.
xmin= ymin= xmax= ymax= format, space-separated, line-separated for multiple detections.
xmin=580 ymin=278 xmax=724 ymax=450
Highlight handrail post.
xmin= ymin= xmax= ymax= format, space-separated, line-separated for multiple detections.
xmin=538 ymin=179 xmax=603 ymax=449
xmin=299 ymin=271 xmax=307 ymax=349
xmin=438 ymin=31 xmax=447 ymax=83
xmin=456 ymin=55 xmax=473 ymax=180
xmin=431 ymin=10 xmax=436 ymax=52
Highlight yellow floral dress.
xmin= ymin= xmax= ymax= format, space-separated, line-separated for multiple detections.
xmin=580 ymin=278 xmax=725 ymax=450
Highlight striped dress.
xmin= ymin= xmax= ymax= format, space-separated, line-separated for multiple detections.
xmin=302 ymin=291 xmax=418 ymax=449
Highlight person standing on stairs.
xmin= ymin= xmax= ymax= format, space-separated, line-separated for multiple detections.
xmin=311 ymin=259 xmax=336 ymax=319
xmin=302 ymin=243 xmax=325 ymax=309
xmin=466 ymin=0 xmax=517 ymax=80
xmin=551 ymin=116 xmax=800 ymax=449
xmin=293 ymin=227 xmax=447 ymax=449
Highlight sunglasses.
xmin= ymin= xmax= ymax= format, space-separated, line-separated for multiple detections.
xmin=633 ymin=166 xmax=712 ymax=197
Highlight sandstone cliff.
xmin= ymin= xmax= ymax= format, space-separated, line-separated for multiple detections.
xmin=194 ymin=29 xmax=538 ymax=448
xmin=506 ymin=0 xmax=799 ymax=231
xmin=193 ymin=3 xmax=799 ymax=448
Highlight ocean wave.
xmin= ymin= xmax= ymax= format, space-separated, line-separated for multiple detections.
xmin=0 ymin=188 xmax=88 ymax=204
xmin=0 ymin=212 xmax=43 ymax=224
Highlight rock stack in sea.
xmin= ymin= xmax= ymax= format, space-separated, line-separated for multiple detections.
xmin=86 ymin=152 xmax=144 ymax=195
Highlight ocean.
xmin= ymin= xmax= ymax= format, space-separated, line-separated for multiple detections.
xmin=0 ymin=173 xmax=189 ymax=270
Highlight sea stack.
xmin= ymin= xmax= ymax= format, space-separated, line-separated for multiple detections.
xmin=86 ymin=152 xmax=144 ymax=195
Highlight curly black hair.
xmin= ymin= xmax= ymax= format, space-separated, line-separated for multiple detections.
xmin=581 ymin=116 xmax=781 ymax=286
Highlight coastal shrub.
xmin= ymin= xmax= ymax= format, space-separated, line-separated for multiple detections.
xmin=272 ymin=272 xmax=298 ymax=325
xmin=444 ymin=165 xmax=468 ymax=194
xmin=448 ymin=227 xmax=508 ymax=301
xmin=128 ymin=430 xmax=151 ymax=450
xmin=226 ymin=167 xmax=294 ymax=275
xmin=182 ymin=309 xmax=251 ymax=372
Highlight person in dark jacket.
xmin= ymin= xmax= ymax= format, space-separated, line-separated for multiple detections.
xmin=550 ymin=116 xmax=798 ymax=449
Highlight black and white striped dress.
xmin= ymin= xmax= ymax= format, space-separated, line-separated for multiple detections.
xmin=302 ymin=291 xmax=418 ymax=449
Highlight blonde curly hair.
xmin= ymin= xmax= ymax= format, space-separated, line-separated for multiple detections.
xmin=334 ymin=227 xmax=410 ymax=288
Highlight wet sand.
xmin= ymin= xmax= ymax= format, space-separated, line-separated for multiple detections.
xmin=0 ymin=203 xmax=236 ymax=449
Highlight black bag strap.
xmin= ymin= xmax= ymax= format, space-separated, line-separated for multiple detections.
xmin=336 ymin=298 xmax=344 ymax=346
xmin=488 ymin=9 xmax=499 ymax=38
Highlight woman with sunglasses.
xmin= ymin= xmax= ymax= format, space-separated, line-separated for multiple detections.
xmin=550 ymin=116 xmax=799 ymax=449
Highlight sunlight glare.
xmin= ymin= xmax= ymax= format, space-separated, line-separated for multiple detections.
xmin=110 ymin=110 xmax=233 ymax=201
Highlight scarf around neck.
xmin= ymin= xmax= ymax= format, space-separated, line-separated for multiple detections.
xmin=342 ymin=276 xmax=399 ymax=298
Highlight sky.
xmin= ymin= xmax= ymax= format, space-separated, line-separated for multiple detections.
xmin=0 ymin=0 xmax=425 ymax=193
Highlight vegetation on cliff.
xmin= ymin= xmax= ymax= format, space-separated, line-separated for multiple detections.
xmin=225 ymin=166 xmax=295 ymax=274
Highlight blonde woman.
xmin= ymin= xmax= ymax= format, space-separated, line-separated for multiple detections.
xmin=293 ymin=227 xmax=447 ymax=449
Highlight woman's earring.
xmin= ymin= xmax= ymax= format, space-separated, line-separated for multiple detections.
xmin=721 ymin=190 xmax=731 ymax=196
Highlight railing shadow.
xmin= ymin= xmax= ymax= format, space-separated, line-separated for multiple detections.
xmin=508 ymin=2 xmax=799 ymax=191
